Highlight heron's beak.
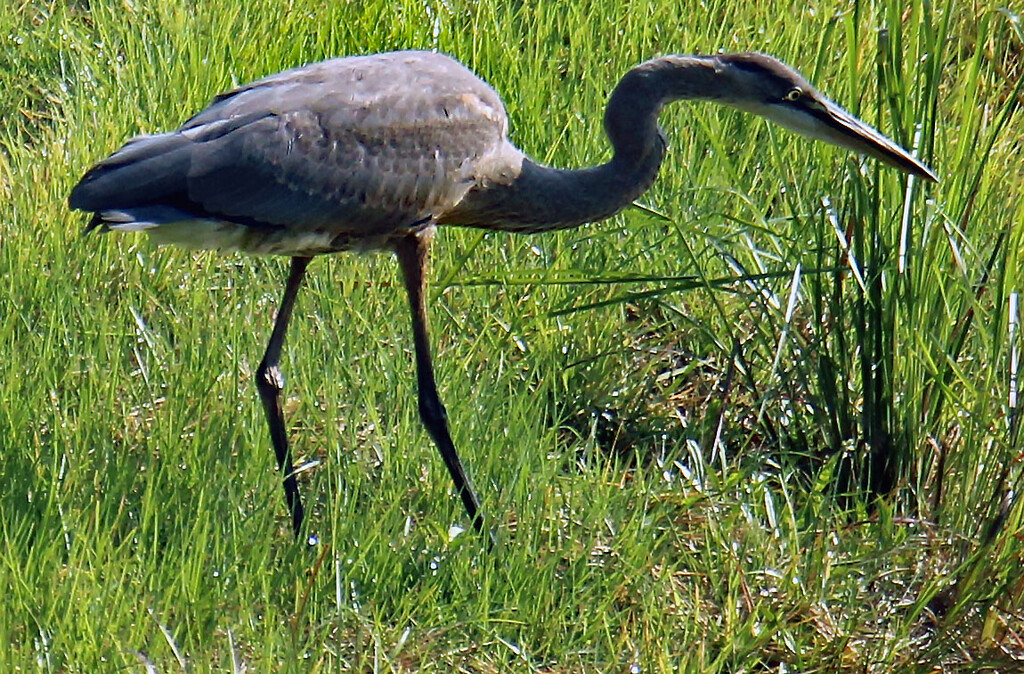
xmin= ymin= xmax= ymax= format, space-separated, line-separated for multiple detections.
xmin=815 ymin=98 xmax=938 ymax=181
xmin=763 ymin=97 xmax=939 ymax=182
xmin=802 ymin=98 xmax=939 ymax=182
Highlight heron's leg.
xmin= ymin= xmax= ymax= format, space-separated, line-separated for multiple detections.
xmin=395 ymin=233 xmax=489 ymax=538
xmin=256 ymin=255 xmax=311 ymax=538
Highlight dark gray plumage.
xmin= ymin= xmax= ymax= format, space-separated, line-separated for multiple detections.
xmin=69 ymin=50 xmax=936 ymax=540
xmin=73 ymin=52 xmax=509 ymax=254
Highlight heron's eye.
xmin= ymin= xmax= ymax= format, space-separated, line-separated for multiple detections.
xmin=783 ymin=87 xmax=803 ymax=102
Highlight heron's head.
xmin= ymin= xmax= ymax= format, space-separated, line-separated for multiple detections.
xmin=711 ymin=53 xmax=938 ymax=182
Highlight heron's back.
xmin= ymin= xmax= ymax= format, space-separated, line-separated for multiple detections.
xmin=69 ymin=51 xmax=513 ymax=255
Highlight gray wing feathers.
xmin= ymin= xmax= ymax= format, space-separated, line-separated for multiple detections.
xmin=70 ymin=51 xmax=509 ymax=236
xmin=68 ymin=134 xmax=192 ymax=211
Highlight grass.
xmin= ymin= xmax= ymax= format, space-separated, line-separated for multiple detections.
xmin=2 ymin=0 xmax=1023 ymax=670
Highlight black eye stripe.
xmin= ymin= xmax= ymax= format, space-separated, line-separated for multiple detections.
xmin=728 ymin=60 xmax=797 ymax=89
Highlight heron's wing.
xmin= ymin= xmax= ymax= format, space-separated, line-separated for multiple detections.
xmin=70 ymin=52 xmax=509 ymax=235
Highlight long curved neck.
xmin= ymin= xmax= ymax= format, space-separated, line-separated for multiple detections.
xmin=441 ymin=55 xmax=725 ymax=232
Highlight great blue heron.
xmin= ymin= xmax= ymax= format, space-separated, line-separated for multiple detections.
xmin=69 ymin=50 xmax=936 ymax=540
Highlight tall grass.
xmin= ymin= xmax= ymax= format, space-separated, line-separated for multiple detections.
xmin=1 ymin=0 xmax=1021 ymax=670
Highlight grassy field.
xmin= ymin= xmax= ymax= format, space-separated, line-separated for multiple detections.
xmin=2 ymin=0 xmax=1023 ymax=670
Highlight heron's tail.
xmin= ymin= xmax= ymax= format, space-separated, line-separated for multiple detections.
xmin=69 ymin=132 xmax=192 ymax=217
